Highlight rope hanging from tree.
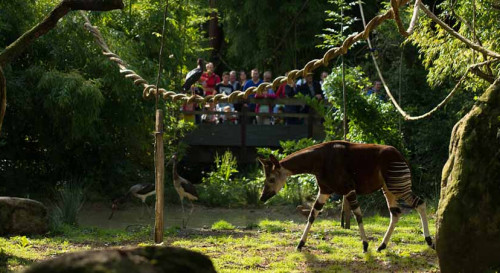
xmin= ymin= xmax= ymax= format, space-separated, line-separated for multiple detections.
xmin=357 ymin=0 xmax=499 ymax=121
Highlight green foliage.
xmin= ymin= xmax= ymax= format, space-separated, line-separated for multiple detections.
xmin=211 ymin=220 xmax=235 ymax=230
xmin=0 ymin=0 xmax=210 ymax=198
xmin=408 ymin=0 xmax=499 ymax=91
xmin=317 ymin=0 xmax=360 ymax=49
xmin=50 ymin=181 xmax=86 ymax=230
xmin=200 ymin=151 xmax=244 ymax=207
xmin=215 ymin=0 xmax=332 ymax=74
xmin=322 ymin=66 xmax=404 ymax=149
xmin=258 ymin=219 xmax=285 ymax=232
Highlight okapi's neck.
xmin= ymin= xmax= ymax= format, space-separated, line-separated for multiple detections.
xmin=280 ymin=149 xmax=319 ymax=176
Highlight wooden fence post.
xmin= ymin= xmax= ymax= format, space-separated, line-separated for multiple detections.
xmin=154 ymin=109 xmax=165 ymax=243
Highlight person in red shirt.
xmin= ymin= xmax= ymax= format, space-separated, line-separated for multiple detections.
xmin=200 ymin=62 xmax=221 ymax=96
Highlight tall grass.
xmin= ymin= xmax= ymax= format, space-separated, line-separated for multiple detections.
xmin=50 ymin=181 xmax=85 ymax=231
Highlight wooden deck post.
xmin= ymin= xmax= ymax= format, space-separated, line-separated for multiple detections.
xmin=154 ymin=109 xmax=165 ymax=243
xmin=240 ymin=105 xmax=248 ymax=161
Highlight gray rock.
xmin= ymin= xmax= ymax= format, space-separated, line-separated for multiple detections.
xmin=22 ymin=246 xmax=217 ymax=273
xmin=0 ymin=197 xmax=48 ymax=236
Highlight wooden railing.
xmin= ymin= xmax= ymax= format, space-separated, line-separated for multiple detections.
xmin=180 ymin=98 xmax=325 ymax=148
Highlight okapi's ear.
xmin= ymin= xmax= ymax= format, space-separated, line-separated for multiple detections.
xmin=257 ymin=157 xmax=268 ymax=166
xmin=258 ymin=157 xmax=272 ymax=175
xmin=269 ymin=154 xmax=281 ymax=169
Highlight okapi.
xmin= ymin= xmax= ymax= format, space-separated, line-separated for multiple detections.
xmin=258 ymin=140 xmax=434 ymax=252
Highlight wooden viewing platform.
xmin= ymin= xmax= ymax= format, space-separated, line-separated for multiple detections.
xmin=181 ymin=98 xmax=326 ymax=163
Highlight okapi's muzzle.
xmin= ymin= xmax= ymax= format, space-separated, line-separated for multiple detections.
xmin=260 ymin=190 xmax=276 ymax=202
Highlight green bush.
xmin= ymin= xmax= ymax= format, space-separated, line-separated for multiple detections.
xmin=49 ymin=181 xmax=85 ymax=231
xmin=211 ymin=220 xmax=235 ymax=230
xmin=199 ymin=151 xmax=245 ymax=207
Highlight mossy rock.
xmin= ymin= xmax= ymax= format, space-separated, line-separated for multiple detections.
xmin=0 ymin=197 xmax=48 ymax=236
xmin=437 ymin=78 xmax=500 ymax=272
xmin=22 ymin=246 xmax=217 ymax=273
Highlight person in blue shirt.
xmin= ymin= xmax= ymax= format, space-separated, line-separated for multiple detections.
xmin=366 ymin=80 xmax=387 ymax=101
xmin=243 ymin=68 xmax=263 ymax=124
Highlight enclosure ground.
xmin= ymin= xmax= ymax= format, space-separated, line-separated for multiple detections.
xmin=0 ymin=205 xmax=438 ymax=272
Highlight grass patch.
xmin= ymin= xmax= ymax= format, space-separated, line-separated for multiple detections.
xmin=211 ymin=220 xmax=236 ymax=230
xmin=0 ymin=210 xmax=439 ymax=273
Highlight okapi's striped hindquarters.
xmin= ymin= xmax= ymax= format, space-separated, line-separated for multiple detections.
xmin=379 ymin=160 xmax=432 ymax=251
xmin=258 ymin=141 xmax=434 ymax=253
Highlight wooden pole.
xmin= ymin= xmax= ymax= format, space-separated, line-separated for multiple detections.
xmin=340 ymin=5 xmax=351 ymax=229
xmin=154 ymin=109 xmax=165 ymax=243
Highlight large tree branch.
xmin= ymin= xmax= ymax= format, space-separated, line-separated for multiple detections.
xmin=419 ymin=2 xmax=500 ymax=59
xmin=0 ymin=0 xmax=123 ymax=67
xmin=0 ymin=0 xmax=123 ymax=135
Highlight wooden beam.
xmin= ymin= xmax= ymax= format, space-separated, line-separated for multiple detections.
xmin=154 ymin=109 xmax=165 ymax=243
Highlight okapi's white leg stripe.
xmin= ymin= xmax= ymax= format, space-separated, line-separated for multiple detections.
xmin=416 ymin=203 xmax=430 ymax=237
xmin=353 ymin=207 xmax=367 ymax=242
xmin=299 ymin=193 xmax=329 ymax=245
xmin=382 ymin=212 xmax=400 ymax=245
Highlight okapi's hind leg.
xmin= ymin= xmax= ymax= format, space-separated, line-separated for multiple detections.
xmin=296 ymin=192 xmax=330 ymax=251
xmin=378 ymin=184 xmax=402 ymax=251
xmin=346 ymin=190 xmax=369 ymax=252
xmin=406 ymin=196 xmax=434 ymax=249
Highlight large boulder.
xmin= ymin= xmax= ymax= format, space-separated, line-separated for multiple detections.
xmin=437 ymin=78 xmax=500 ymax=272
xmin=0 ymin=197 xmax=48 ymax=236
xmin=22 ymin=246 xmax=217 ymax=273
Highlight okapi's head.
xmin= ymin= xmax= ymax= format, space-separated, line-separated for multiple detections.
xmin=258 ymin=154 xmax=288 ymax=202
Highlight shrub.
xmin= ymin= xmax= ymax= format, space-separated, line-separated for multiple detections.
xmin=49 ymin=180 xmax=85 ymax=231
xmin=211 ymin=220 xmax=235 ymax=230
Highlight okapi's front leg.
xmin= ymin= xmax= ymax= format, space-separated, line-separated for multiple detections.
xmin=346 ymin=190 xmax=369 ymax=252
xmin=297 ymin=192 xmax=330 ymax=251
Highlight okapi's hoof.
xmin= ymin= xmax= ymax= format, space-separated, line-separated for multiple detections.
xmin=362 ymin=241 xmax=369 ymax=253
xmin=377 ymin=243 xmax=387 ymax=252
xmin=425 ymin=236 xmax=435 ymax=249
xmin=296 ymin=240 xmax=305 ymax=251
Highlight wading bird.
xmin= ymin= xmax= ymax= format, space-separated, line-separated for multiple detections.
xmin=108 ymin=183 xmax=155 ymax=220
xmin=182 ymin=58 xmax=205 ymax=91
xmin=170 ymin=154 xmax=198 ymax=228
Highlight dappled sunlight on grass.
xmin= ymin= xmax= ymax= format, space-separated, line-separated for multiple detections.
xmin=0 ymin=211 xmax=438 ymax=272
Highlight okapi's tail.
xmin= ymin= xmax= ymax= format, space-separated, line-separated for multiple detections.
xmin=384 ymin=161 xmax=424 ymax=208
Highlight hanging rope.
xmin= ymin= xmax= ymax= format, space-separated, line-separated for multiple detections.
xmin=155 ymin=0 xmax=169 ymax=109
xmin=358 ymin=0 xmax=498 ymax=121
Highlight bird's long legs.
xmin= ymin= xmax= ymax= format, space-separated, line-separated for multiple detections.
xmin=184 ymin=200 xmax=195 ymax=228
xmin=180 ymin=198 xmax=186 ymax=228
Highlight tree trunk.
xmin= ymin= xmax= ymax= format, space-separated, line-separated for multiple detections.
xmin=0 ymin=67 xmax=5 ymax=136
xmin=0 ymin=0 xmax=123 ymax=135
xmin=437 ymin=77 xmax=500 ymax=272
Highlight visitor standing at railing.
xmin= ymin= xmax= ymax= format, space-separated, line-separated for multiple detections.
xmin=239 ymin=70 xmax=248 ymax=88
xmin=201 ymin=62 xmax=220 ymax=96
xmin=216 ymin=72 xmax=235 ymax=112
xmin=242 ymin=68 xmax=263 ymax=124
xmin=255 ymin=71 xmax=276 ymax=125
xmin=274 ymin=71 xmax=288 ymax=115
xmin=284 ymin=78 xmax=302 ymax=125
xmin=297 ymin=73 xmax=323 ymax=115
xmin=230 ymin=70 xmax=243 ymax=112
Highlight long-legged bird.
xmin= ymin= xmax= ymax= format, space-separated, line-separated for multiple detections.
xmin=170 ymin=154 xmax=199 ymax=228
xmin=108 ymin=183 xmax=156 ymax=220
